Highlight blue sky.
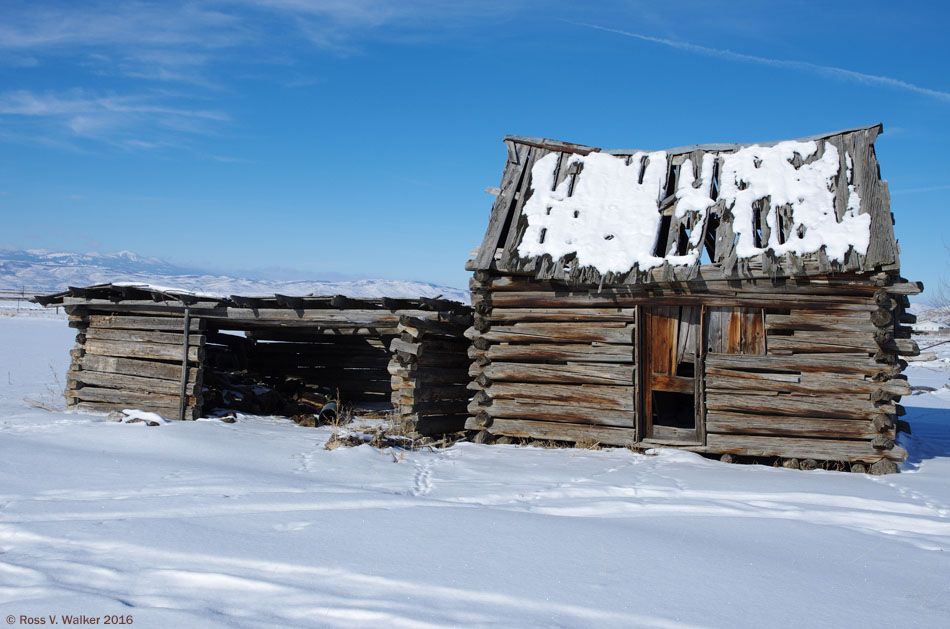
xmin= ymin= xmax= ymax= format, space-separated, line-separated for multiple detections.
xmin=0 ymin=1 xmax=948 ymax=294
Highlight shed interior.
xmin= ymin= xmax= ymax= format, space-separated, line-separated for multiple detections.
xmin=37 ymin=285 xmax=472 ymax=431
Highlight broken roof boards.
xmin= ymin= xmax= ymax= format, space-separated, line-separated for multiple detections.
xmin=39 ymin=284 xmax=472 ymax=432
xmin=467 ymin=124 xmax=919 ymax=472
xmin=469 ymin=124 xmax=899 ymax=285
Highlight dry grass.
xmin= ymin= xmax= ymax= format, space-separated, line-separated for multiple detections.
xmin=386 ymin=409 xmax=417 ymax=438
xmin=574 ymin=437 xmax=602 ymax=450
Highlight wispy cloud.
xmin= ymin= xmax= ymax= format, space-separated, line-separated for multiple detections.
xmin=571 ymin=22 xmax=950 ymax=103
xmin=0 ymin=1 xmax=525 ymax=73
xmin=0 ymin=2 xmax=246 ymax=85
xmin=0 ymin=89 xmax=229 ymax=149
xmin=0 ymin=1 xmax=524 ymax=150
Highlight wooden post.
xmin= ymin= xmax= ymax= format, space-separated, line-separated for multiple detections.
xmin=178 ymin=307 xmax=191 ymax=421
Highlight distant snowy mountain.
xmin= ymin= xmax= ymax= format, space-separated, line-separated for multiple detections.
xmin=909 ymin=303 xmax=950 ymax=326
xmin=0 ymin=248 xmax=470 ymax=303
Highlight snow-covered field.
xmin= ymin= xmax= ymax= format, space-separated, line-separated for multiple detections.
xmin=1 ymin=316 xmax=948 ymax=628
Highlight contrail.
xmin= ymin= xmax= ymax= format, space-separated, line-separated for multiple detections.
xmin=570 ymin=22 xmax=950 ymax=103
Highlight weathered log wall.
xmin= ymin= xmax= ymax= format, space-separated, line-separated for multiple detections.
xmin=52 ymin=287 xmax=473 ymax=429
xmin=388 ymin=315 xmax=473 ymax=435
xmin=66 ymin=313 xmax=204 ymax=419
xmin=465 ymin=273 xmax=637 ymax=445
xmin=465 ymin=270 xmax=920 ymax=471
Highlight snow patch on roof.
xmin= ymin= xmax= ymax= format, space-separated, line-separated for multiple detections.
xmin=516 ymin=139 xmax=871 ymax=274
xmin=518 ymin=151 xmax=668 ymax=274
xmin=719 ymin=140 xmax=869 ymax=261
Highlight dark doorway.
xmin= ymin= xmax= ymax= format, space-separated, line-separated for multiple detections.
xmin=640 ymin=306 xmax=702 ymax=443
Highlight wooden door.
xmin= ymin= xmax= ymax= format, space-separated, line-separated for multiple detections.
xmin=640 ymin=306 xmax=702 ymax=443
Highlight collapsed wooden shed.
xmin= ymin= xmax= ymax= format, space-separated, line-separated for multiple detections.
xmin=466 ymin=123 xmax=920 ymax=472
xmin=36 ymin=285 xmax=472 ymax=433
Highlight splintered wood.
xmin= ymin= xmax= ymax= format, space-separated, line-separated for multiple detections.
xmin=54 ymin=288 xmax=473 ymax=429
xmin=466 ymin=272 xmax=919 ymax=468
xmin=464 ymin=125 xmax=922 ymax=472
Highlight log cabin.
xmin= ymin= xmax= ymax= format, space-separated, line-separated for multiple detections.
xmin=465 ymin=124 xmax=920 ymax=473
xmin=35 ymin=284 xmax=472 ymax=435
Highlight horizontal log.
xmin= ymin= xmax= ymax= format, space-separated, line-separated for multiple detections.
xmin=481 ymin=382 xmax=634 ymax=411
xmin=398 ymin=315 xmax=470 ymax=338
xmin=705 ymin=369 xmax=901 ymax=395
xmin=85 ymin=328 xmax=206 ymax=347
xmin=473 ymin=322 xmax=634 ymax=344
xmin=67 ymin=386 xmax=199 ymax=408
xmin=392 ymin=337 xmax=468 ymax=359
xmin=879 ymin=378 xmax=912 ymax=396
xmin=706 ymin=411 xmax=880 ymax=439
xmin=465 ymin=417 xmax=636 ymax=447
xmin=223 ymin=308 xmax=459 ymax=326
xmin=84 ymin=314 xmax=204 ymax=331
xmin=470 ymin=399 xmax=634 ymax=427
xmin=245 ymin=329 xmax=395 ymax=342
xmin=485 ymin=307 xmax=635 ymax=323
xmin=68 ymin=370 xmax=200 ymax=397
xmin=63 ymin=301 xmax=463 ymax=326
xmin=765 ymin=316 xmax=876 ymax=334
xmin=64 ymin=297 xmax=222 ymax=311
xmin=705 ymin=392 xmax=895 ymax=419
xmin=473 ymin=343 xmax=634 ymax=364
xmin=392 ymin=384 xmax=471 ymax=404
xmin=703 ymin=434 xmax=906 ymax=462
xmin=254 ymin=326 xmax=399 ymax=336
xmin=390 ymin=338 xmax=420 ymax=355
xmin=84 ymin=339 xmax=202 ymax=363
xmin=481 ymin=291 xmax=876 ymax=310
xmin=704 ymin=368 xmax=800 ymax=383
xmin=883 ymin=338 xmax=919 ymax=356
xmin=480 ymin=361 xmax=634 ymax=385
xmin=253 ymin=341 xmax=389 ymax=354
xmin=705 ymin=353 xmax=901 ymax=376
xmin=766 ymin=335 xmax=878 ymax=353
xmin=404 ymin=335 xmax=470 ymax=351
xmin=883 ymin=281 xmax=923 ymax=295
xmin=472 ymin=274 xmax=899 ymax=296
xmin=71 ymin=401 xmax=199 ymax=421
xmin=78 ymin=354 xmax=201 ymax=382
xmin=767 ymin=335 xmax=918 ymax=356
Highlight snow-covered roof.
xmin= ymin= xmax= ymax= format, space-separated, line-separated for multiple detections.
xmin=471 ymin=124 xmax=901 ymax=285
